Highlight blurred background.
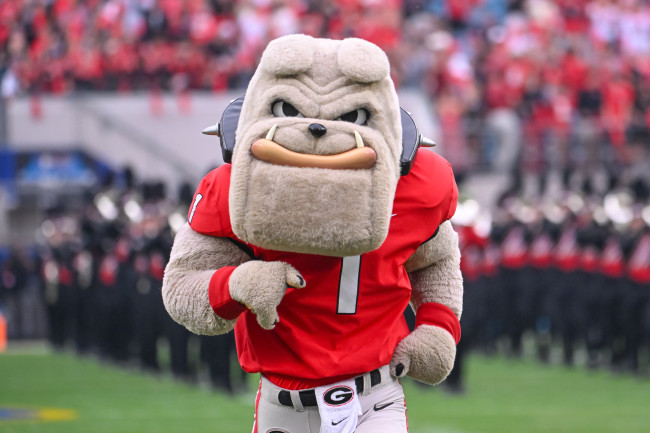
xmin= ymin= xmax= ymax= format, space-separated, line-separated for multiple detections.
xmin=1 ymin=0 xmax=650 ymax=432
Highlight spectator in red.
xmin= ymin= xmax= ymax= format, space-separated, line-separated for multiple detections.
xmin=3 ymin=0 xmax=650 ymax=181
xmin=601 ymin=70 xmax=635 ymax=155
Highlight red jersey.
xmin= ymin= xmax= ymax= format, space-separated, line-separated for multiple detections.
xmin=189 ymin=149 xmax=458 ymax=389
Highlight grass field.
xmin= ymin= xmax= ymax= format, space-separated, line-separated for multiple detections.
xmin=1 ymin=345 xmax=649 ymax=433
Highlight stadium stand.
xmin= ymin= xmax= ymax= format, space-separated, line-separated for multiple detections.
xmin=2 ymin=0 xmax=650 ymax=176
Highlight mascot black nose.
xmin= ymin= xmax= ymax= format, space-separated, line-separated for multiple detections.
xmin=308 ymin=123 xmax=327 ymax=137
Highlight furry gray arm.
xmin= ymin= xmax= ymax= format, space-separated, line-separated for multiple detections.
xmin=163 ymin=223 xmax=307 ymax=335
xmin=389 ymin=221 xmax=463 ymax=384
xmin=162 ymin=223 xmax=252 ymax=335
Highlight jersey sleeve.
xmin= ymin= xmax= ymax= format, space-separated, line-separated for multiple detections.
xmin=187 ymin=164 xmax=236 ymax=238
xmin=416 ymin=302 xmax=461 ymax=344
xmin=396 ymin=149 xmax=459 ymax=242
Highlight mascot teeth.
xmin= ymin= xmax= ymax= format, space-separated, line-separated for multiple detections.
xmin=266 ymin=124 xmax=278 ymax=141
xmin=354 ymin=130 xmax=365 ymax=148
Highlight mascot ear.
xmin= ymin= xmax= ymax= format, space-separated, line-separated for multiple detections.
xmin=203 ymin=96 xmax=435 ymax=173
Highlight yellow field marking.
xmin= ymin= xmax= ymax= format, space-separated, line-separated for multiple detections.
xmin=0 ymin=407 xmax=78 ymax=422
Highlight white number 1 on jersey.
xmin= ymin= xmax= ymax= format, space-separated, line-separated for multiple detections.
xmin=188 ymin=193 xmax=203 ymax=224
xmin=337 ymin=255 xmax=361 ymax=314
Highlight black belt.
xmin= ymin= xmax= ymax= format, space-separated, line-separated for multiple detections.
xmin=277 ymin=369 xmax=382 ymax=407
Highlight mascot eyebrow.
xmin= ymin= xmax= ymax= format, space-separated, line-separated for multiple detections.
xmin=270 ymin=99 xmax=371 ymax=127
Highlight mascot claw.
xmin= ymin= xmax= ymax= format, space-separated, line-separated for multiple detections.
xmin=255 ymin=309 xmax=280 ymax=330
xmin=390 ymin=355 xmax=410 ymax=378
xmin=394 ymin=363 xmax=407 ymax=377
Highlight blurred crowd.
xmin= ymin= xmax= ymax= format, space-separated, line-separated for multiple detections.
xmin=1 ymin=0 xmax=403 ymax=94
xmin=445 ymin=188 xmax=650 ymax=392
xmin=2 ymin=0 xmax=650 ymax=176
xmin=0 ymin=169 xmax=246 ymax=393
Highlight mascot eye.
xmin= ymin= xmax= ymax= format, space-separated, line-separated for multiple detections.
xmin=272 ymin=100 xmax=304 ymax=118
xmin=337 ymin=109 xmax=369 ymax=125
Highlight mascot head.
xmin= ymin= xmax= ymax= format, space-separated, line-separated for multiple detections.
xmin=216 ymin=35 xmax=410 ymax=256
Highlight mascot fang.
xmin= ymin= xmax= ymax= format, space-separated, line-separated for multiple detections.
xmin=163 ymin=34 xmax=463 ymax=433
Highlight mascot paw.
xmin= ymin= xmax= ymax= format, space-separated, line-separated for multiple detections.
xmin=229 ymin=261 xmax=306 ymax=330
xmin=389 ymin=325 xmax=456 ymax=385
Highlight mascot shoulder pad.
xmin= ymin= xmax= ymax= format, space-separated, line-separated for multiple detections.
xmin=398 ymin=149 xmax=459 ymax=223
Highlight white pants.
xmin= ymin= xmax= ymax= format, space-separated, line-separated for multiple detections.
xmin=253 ymin=366 xmax=408 ymax=433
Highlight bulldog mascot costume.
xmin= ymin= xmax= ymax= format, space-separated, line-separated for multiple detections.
xmin=163 ymin=35 xmax=463 ymax=433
